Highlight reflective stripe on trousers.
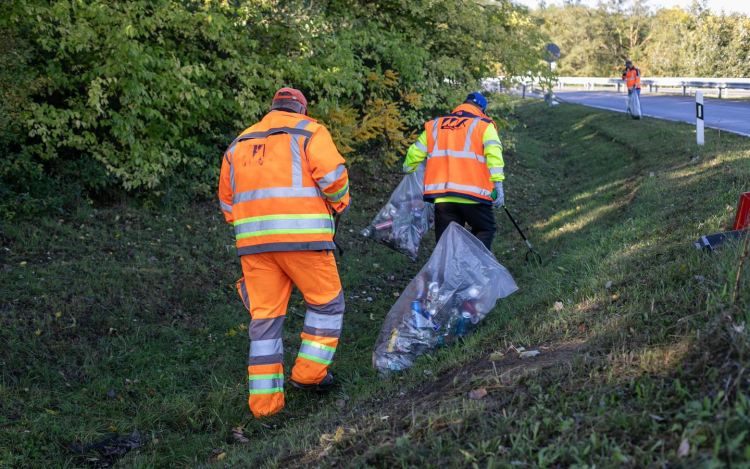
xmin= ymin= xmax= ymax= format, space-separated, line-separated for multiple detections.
xmin=298 ymin=339 xmax=336 ymax=365
xmin=247 ymin=314 xmax=286 ymax=417
xmin=292 ymin=289 xmax=345 ymax=384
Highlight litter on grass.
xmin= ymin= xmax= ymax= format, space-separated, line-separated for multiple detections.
xmin=694 ymin=230 xmax=746 ymax=251
xmin=70 ymin=429 xmax=141 ymax=468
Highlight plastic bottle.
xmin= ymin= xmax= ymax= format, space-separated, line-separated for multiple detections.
xmin=427 ymin=282 xmax=439 ymax=302
xmin=386 ymin=203 xmax=398 ymax=218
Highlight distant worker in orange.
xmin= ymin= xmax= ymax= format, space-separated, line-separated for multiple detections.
xmin=218 ymin=88 xmax=350 ymax=418
xmin=622 ymin=60 xmax=641 ymax=96
xmin=402 ymin=92 xmax=505 ymax=251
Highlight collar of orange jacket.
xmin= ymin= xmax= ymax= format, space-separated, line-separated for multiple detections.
xmin=265 ymin=110 xmax=318 ymax=123
xmin=451 ymin=103 xmax=490 ymax=120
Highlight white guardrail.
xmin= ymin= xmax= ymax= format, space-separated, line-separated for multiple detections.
xmin=556 ymin=77 xmax=750 ymax=98
xmin=482 ymin=77 xmax=750 ymax=99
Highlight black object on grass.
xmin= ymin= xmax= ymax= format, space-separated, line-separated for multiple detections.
xmin=70 ymin=429 xmax=141 ymax=468
xmin=695 ymin=230 xmax=747 ymax=251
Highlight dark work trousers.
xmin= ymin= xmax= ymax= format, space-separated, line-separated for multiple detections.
xmin=435 ymin=202 xmax=496 ymax=250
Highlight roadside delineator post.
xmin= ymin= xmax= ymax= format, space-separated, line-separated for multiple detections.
xmin=733 ymin=192 xmax=750 ymax=230
xmin=696 ymin=91 xmax=704 ymax=146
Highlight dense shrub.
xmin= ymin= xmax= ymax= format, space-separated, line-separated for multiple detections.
xmin=1 ymin=0 xmax=550 ymax=214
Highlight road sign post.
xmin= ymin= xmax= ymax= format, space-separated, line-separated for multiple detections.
xmin=696 ymin=91 xmax=704 ymax=146
xmin=543 ymin=44 xmax=561 ymax=108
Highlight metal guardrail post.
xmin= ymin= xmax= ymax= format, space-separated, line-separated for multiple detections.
xmin=683 ymin=85 xmax=686 ymax=96
xmin=617 ymin=83 xmax=621 ymax=93
xmin=718 ymin=87 xmax=722 ymax=99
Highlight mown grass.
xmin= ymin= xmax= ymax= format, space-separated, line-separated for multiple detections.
xmin=1 ymin=99 xmax=749 ymax=468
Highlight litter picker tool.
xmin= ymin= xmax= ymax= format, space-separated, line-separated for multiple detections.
xmin=501 ymin=204 xmax=542 ymax=264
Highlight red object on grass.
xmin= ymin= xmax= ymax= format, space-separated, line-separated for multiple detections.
xmin=733 ymin=192 xmax=750 ymax=230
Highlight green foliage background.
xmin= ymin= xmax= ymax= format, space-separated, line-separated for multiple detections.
xmin=538 ymin=0 xmax=750 ymax=78
xmin=0 ymin=0 xmax=550 ymax=216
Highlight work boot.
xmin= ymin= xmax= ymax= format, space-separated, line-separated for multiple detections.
xmin=290 ymin=371 xmax=334 ymax=392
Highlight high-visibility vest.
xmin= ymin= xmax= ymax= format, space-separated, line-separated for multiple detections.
xmin=423 ymin=104 xmax=496 ymax=204
xmin=218 ymin=111 xmax=350 ymax=256
xmin=624 ymin=68 xmax=641 ymax=89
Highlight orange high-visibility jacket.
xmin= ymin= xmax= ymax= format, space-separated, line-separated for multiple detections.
xmin=423 ymin=103 xmax=498 ymax=204
xmin=218 ymin=111 xmax=350 ymax=256
xmin=623 ymin=68 xmax=641 ymax=89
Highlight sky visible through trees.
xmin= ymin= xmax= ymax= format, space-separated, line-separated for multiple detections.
xmin=533 ymin=0 xmax=750 ymax=77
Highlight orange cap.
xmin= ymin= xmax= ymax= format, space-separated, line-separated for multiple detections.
xmin=273 ymin=88 xmax=307 ymax=107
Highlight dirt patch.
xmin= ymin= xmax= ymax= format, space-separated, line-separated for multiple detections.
xmin=284 ymin=339 xmax=587 ymax=468
xmin=429 ymin=340 xmax=585 ymax=393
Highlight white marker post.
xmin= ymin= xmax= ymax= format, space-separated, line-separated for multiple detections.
xmin=696 ymin=91 xmax=705 ymax=146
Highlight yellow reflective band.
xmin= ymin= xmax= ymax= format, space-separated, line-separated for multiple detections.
xmin=236 ymin=228 xmax=334 ymax=240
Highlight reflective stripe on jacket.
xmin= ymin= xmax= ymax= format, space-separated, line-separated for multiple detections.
xmin=421 ymin=103 xmax=498 ymax=204
xmin=218 ymin=111 xmax=350 ymax=256
xmin=623 ymin=68 xmax=641 ymax=89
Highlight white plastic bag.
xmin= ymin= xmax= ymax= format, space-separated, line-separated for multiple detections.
xmin=372 ymin=222 xmax=519 ymax=374
xmin=361 ymin=162 xmax=435 ymax=260
xmin=628 ymin=90 xmax=642 ymax=120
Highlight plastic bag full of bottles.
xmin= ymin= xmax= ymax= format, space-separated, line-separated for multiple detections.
xmin=372 ymin=222 xmax=519 ymax=374
xmin=361 ymin=162 xmax=435 ymax=260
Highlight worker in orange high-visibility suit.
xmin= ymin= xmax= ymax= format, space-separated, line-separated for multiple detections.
xmin=218 ymin=88 xmax=350 ymax=418
xmin=402 ymin=92 xmax=505 ymax=251
xmin=622 ymin=60 xmax=641 ymax=96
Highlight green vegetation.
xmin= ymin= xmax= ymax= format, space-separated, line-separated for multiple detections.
xmin=2 ymin=100 xmax=748 ymax=467
xmin=0 ymin=0 xmax=550 ymax=217
xmin=538 ymin=0 xmax=750 ymax=78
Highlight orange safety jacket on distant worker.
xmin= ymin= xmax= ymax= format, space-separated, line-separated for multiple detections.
xmin=410 ymin=103 xmax=503 ymax=204
xmin=218 ymin=111 xmax=350 ymax=256
xmin=623 ymin=68 xmax=641 ymax=89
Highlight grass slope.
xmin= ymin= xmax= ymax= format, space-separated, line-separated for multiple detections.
xmin=1 ymin=100 xmax=749 ymax=468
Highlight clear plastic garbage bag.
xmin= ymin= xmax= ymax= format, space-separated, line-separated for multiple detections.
xmin=628 ymin=89 xmax=642 ymax=120
xmin=361 ymin=162 xmax=435 ymax=260
xmin=372 ymin=222 xmax=519 ymax=374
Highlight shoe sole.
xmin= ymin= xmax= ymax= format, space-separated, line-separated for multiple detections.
xmin=289 ymin=380 xmax=334 ymax=392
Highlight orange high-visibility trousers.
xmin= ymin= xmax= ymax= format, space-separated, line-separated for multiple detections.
xmin=237 ymin=250 xmax=344 ymax=418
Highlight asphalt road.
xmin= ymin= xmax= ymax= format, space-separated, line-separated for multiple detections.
xmin=551 ymin=90 xmax=750 ymax=137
